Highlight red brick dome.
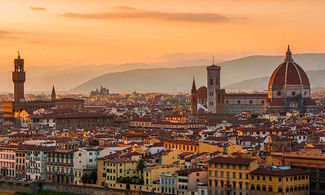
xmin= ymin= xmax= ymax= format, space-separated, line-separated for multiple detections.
xmin=268 ymin=46 xmax=310 ymax=90
xmin=197 ymin=86 xmax=207 ymax=99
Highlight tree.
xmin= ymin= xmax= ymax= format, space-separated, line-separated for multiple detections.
xmin=89 ymin=171 xmax=97 ymax=184
xmin=81 ymin=173 xmax=89 ymax=183
xmin=136 ymin=159 xmax=146 ymax=180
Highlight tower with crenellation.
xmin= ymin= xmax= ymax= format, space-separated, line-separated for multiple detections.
xmin=12 ymin=52 xmax=25 ymax=102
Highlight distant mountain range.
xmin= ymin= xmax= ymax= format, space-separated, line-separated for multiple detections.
xmin=0 ymin=53 xmax=324 ymax=93
xmin=226 ymin=69 xmax=325 ymax=90
xmin=71 ymin=53 xmax=325 ymax=93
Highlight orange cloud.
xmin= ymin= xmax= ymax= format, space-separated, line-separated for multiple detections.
xmin=62 ymin=6 xmax=231 ymax=23
xmin=29 ymin=6 xmax=46 ymax=11
xmin=0 ymin=30 xmax=17 ymax=39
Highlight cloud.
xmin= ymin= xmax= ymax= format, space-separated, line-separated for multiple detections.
xmin=0 ymin=30 xmax=17 ymax=39
xmin=29 ymin=6 xmax=46 ymax=11
xmin=62 ymin=6 xmax=231 ymax=23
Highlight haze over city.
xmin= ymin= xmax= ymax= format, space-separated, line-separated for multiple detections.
xmin=0 ymin=1 xmax=325 ymax=195
xmin=1 ymin=0 xmax=325 ymax=93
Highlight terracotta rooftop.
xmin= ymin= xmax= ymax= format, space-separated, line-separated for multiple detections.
xmin=208 ymin=157 xmax=256 ymax=165
xmin=250 ymin=167 xmax=309 ymax=176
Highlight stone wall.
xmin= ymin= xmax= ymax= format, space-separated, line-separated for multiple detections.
xmin=0 ymin=182 xmax=39 ymax=194
xmin=0 ymin=182 xmax=159 ymax=195
xmin=42 ymin=183 xmax=125 ymax=195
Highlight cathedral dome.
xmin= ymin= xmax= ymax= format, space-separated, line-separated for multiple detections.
xmin=197 ymin=86 xmax=207 ymax=99
xmin=268 ymin=46 xmax=310 ymax=91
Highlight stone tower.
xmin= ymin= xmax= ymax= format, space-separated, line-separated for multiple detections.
xmin=190 ymin=77 xmax=197 ymax=116
xmin=207 ymin=64 xmax=221 ymax=113
xmin=51 ymin=85 xmax=56 ymax=102
xmin=12 ymin=52 xmax=25 ymax=102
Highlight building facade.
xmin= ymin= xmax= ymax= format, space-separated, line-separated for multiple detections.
xmin=250 ymin=166 xmax=310 ymax=195
xmin=207 ymin=157 xmax=258 ymax=195
xmin=47 ymin=150 xmax=75 ymax=184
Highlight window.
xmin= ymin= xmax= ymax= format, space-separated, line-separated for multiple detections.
xmin=210 ymin=79 xmax=213 ymax=86
xmin=215 ymin=171 xmax=218 ymax=177
xmin=262 ymin=185 xmax=266 ymax=191
xmin=233 ymin=181 xmax=236 ymax=188
xmin=232 ymin=172 xmax=236 ymax=178
xmin=269 ymin=177 xmax=272 ymax=181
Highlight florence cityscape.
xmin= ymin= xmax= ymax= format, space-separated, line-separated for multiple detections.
xmin=0 ymin=1 xmax=325 ymax=195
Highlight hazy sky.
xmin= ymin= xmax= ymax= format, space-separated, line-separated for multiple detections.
xmin=1 ymin=0 xmax=325 ymax=70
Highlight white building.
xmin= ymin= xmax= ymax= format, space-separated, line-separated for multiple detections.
xmin=73 ymin=146 xmax=127 ymax=185
xmin=25 ymin=145 xmax=54 ymax=181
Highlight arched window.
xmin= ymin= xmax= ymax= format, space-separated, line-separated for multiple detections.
xmin=201 ymin=190 xmax=205 ymax=195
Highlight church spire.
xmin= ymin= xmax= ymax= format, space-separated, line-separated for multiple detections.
xmin=51 ymin=85 xmax=56 ymax=102
xmin=285 ymin=45 xmax=293 ymax=62
xmin=191 ymin=77 xmax=197 ymax=93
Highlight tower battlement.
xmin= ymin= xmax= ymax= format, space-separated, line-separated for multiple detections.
xmin=12 ymin=52 xmax=25 ymax=102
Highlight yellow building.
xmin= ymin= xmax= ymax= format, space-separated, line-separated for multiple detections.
xmin=198 ymin=142 xmax=243 ymax=154
xmin=143 ymin=164 xmax=180 ymax=186
xmin=163 ymin=140 xmax=199 ymax=153
xmin=161 ymin=150 xmax=182 ymax=165
xmin=2 ymin=101 xmax=14 ymax=118
xmin=207 ymin=156 xmax=258 ymax=194
xmin=97 ymin=155 xmax=139 ymax=189
xmin=249 ymin=167 xmax=309 ymax=194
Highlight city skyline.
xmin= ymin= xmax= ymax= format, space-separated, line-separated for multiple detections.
xmin=1 ymin=0 xmax=325 ymax=70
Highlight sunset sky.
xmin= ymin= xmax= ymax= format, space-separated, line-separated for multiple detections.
xmin=1 ymin=0 xmax=325 ymax=70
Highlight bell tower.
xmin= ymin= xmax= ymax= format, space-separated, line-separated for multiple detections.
xmin=12 ymin=51 xmax=26 ymax=102
xmin=190 ymin=77 xmax=197 ymax=116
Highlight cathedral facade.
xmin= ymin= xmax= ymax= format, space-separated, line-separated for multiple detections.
xmin=191 ymin=46 xmax=319 ymax=115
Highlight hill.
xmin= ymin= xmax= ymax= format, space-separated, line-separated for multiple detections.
xmin=71 ymin=53 xmax=325 ymax=93
xmin=226 ymin=70 xmax=325 ymax=90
